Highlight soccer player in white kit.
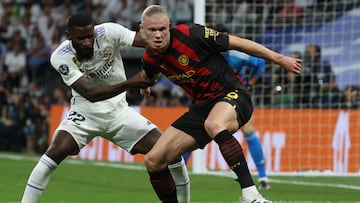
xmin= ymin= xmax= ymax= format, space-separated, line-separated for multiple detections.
xmin=20 ymin=12 xmax=190 ymax=203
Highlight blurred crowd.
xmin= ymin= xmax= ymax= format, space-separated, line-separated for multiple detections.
xmin=205 ymin=0 xmax=360 ymax=40
xmin=0 ymin=0 xmax=359 ymax=154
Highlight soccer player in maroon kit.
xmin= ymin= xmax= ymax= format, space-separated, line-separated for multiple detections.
xmin=139 ymin=5 xmax=302 ymax=203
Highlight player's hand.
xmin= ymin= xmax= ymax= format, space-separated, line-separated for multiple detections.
xmin=278 ymin=55 xmax=302 ymax=74
xmin=127 ymin=70 xmax=158 ymax=88
xmin=140 ymin=87 xmax=151 ymax=97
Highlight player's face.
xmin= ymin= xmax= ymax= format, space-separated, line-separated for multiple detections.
xmin=68 ymin=24 xmax=95 ymax=60
xmin=140 ymin=14 xmax=170 ymax=53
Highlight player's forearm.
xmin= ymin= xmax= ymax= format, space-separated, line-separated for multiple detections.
xmin=72 ymin=71 xmax=155 ymax=102
xmin=229 ymin=35 xmax=282 ymax=63
xmin=77 ymin=82 xmax=131 ymax=102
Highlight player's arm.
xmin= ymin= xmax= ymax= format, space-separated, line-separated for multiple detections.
xmin=228 ymin=35 xmax=302 ymax=74
xmin=71 ymin=71 xmax=156 ymax=102
xmin=132 ymin=32 xmax=147 ymax=48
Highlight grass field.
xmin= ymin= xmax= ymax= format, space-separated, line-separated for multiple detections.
xmin=1 ymin=152 xmax=359 ymax=203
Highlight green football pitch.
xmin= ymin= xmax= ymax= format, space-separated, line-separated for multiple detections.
xmin=1 ymin=152 xmax=359 ymax=203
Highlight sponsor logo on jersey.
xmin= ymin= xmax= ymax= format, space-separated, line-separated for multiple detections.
xmin=102 ymin=47 xmax=112 ymax=59
xmin=87 ymin=58 xmax=115 ymax=79
xmin=204 ymin=27 xmax=220 ymax=40
xmin=168 ymin=70 xmax=195 ymax=83
xmin=59 ymin=64 xmax=69 ymax=75
xmin=178 ymin=54 xmax=189 ymax=66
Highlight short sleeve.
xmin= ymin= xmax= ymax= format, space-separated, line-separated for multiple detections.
xmin=50 ymin=52 xmax=83 ymax=86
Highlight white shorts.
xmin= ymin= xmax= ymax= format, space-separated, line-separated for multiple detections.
xmin=55 ymin=104 xmax=157 ymax=153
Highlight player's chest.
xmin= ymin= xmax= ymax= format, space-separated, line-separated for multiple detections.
xmin=75 ymin=46 xmax=115 ymax=74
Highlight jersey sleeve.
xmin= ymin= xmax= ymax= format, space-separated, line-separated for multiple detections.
xmin=50 ymin=51 xmax=83 ymax=87
xmin=189 ymin=24 xmax=229 ymax=53
xmin=102 ymin=23 xmax=136 ymax=47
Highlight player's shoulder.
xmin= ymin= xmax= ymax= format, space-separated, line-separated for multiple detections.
xmin=95 ymin=22 xmax=134 ymax=44
xmin=95 ymin=22 xmax=128 ymax=35
xmin=173 ymin=23 xmax=199 ymax=33
xmin=50 ymin=40 xmax=76 ymax=66
xmin=51 ymin=40 xmax=73 ymax=60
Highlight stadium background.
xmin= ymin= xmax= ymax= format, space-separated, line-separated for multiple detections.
xmin=0 ymin=0 xmax=360 ymax=175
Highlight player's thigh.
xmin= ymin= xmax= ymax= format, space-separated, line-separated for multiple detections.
xmin=131 ymin=128 xmax=162 ymax=154
xmin=148 ymin=126 xmax=197 ymax=164
xmin=206 ymin=101 xmax=239 ymax=136
xmin=46 ymin=130 xmax=80 ymax=164
xmin=107 ymin=107 xmax=157 ymax=154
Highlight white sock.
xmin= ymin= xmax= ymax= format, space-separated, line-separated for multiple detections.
xmin=168 ymin=158 xmax=190 ymax=203
xmin=242 ymin=185 xmax=262 ymax=199
xmin=21 ymin=155 xmax=58 ymax=203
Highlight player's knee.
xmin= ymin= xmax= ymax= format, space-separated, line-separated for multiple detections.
xmin=144 ymin=153 xmax=167 ymax=173
xmin=144 ymin=153 xmax=158 ymax=172
xmin=204 ymin=119 xmax=222 ymax=138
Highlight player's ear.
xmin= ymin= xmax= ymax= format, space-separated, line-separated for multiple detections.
xmin=65 ymin=30 xmax=71 ymax=40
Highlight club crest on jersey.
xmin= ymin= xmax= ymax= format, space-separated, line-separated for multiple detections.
xmin=102 ymin=47 xmax=112 ymax=59
xmin=59 ymin=64 xmax=69 ymax=75
xmin=72 ymin=57 xmax=81 ymax=67
xmin=178 ymin=54 xmax=189 ymax=66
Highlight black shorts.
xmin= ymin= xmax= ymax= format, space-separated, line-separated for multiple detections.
xmin=172 ymin=88 xmax=253 ymax=148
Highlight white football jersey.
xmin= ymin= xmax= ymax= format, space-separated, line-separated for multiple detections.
xmin=50 ymin=23 xmax=136 ymax=110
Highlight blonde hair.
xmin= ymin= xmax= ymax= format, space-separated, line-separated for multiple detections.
xmin=141 ymin=5 xmax=169 ymax=23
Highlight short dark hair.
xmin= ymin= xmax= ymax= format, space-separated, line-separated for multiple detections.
xmin=67 ymin=12 xmax=93 ymax=30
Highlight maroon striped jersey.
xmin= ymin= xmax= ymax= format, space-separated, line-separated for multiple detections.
xmin=142 ymin=23 xmax=246 ymax=105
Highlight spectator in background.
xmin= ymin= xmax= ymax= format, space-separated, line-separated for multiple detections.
xmin=21 ymin=0 xmax=42 ymax=23
xmin=129 ymin=0 xmax=147 ymax=30
xmin=37 ymin=4 xmax=57 ymax=47
xmin=273 ymin=0 xmax=304 ymax=26
xmin=0 ymin=84 xmax=9 ymax=150
xmin=51 ymin=85 xmax=70 ymax=106
xmin=55 ymin=5 xmax=72 ymax=34
xmin=0 ymin=13 xmax=15 ymax=43
xmin=272 ymin=51 xmax=302 ymax=107
xmin=110 ymin=0 xmax=132 ymax=28
xmin=206 ymin=0 xmax=232 ymax=26
xmin=23 ymin=85 xmax=49 ymax=154
xmin=4 ymin=43 xmax=27 ymax=91
xmin=50 ymin=26 xmax=65 ymax=52
xmin=7 ymin=30 xmax=27 ymax=51
xmin=17 ymin=14 xmax=36 ymax=50
xmin=173 ymin=0 xmax=193 ymax=24
xmin=302 ymin=44 xmax=339 ymax=108
xmin=26 ymin=36 xmax=51 ymax=82
xmin=340 ymin=85 xmax=359 ymax=109
xmin=0 ymin=38 xmax=6 ymax=83
xmin=0 ymin=92 xmax=26 ymax=152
